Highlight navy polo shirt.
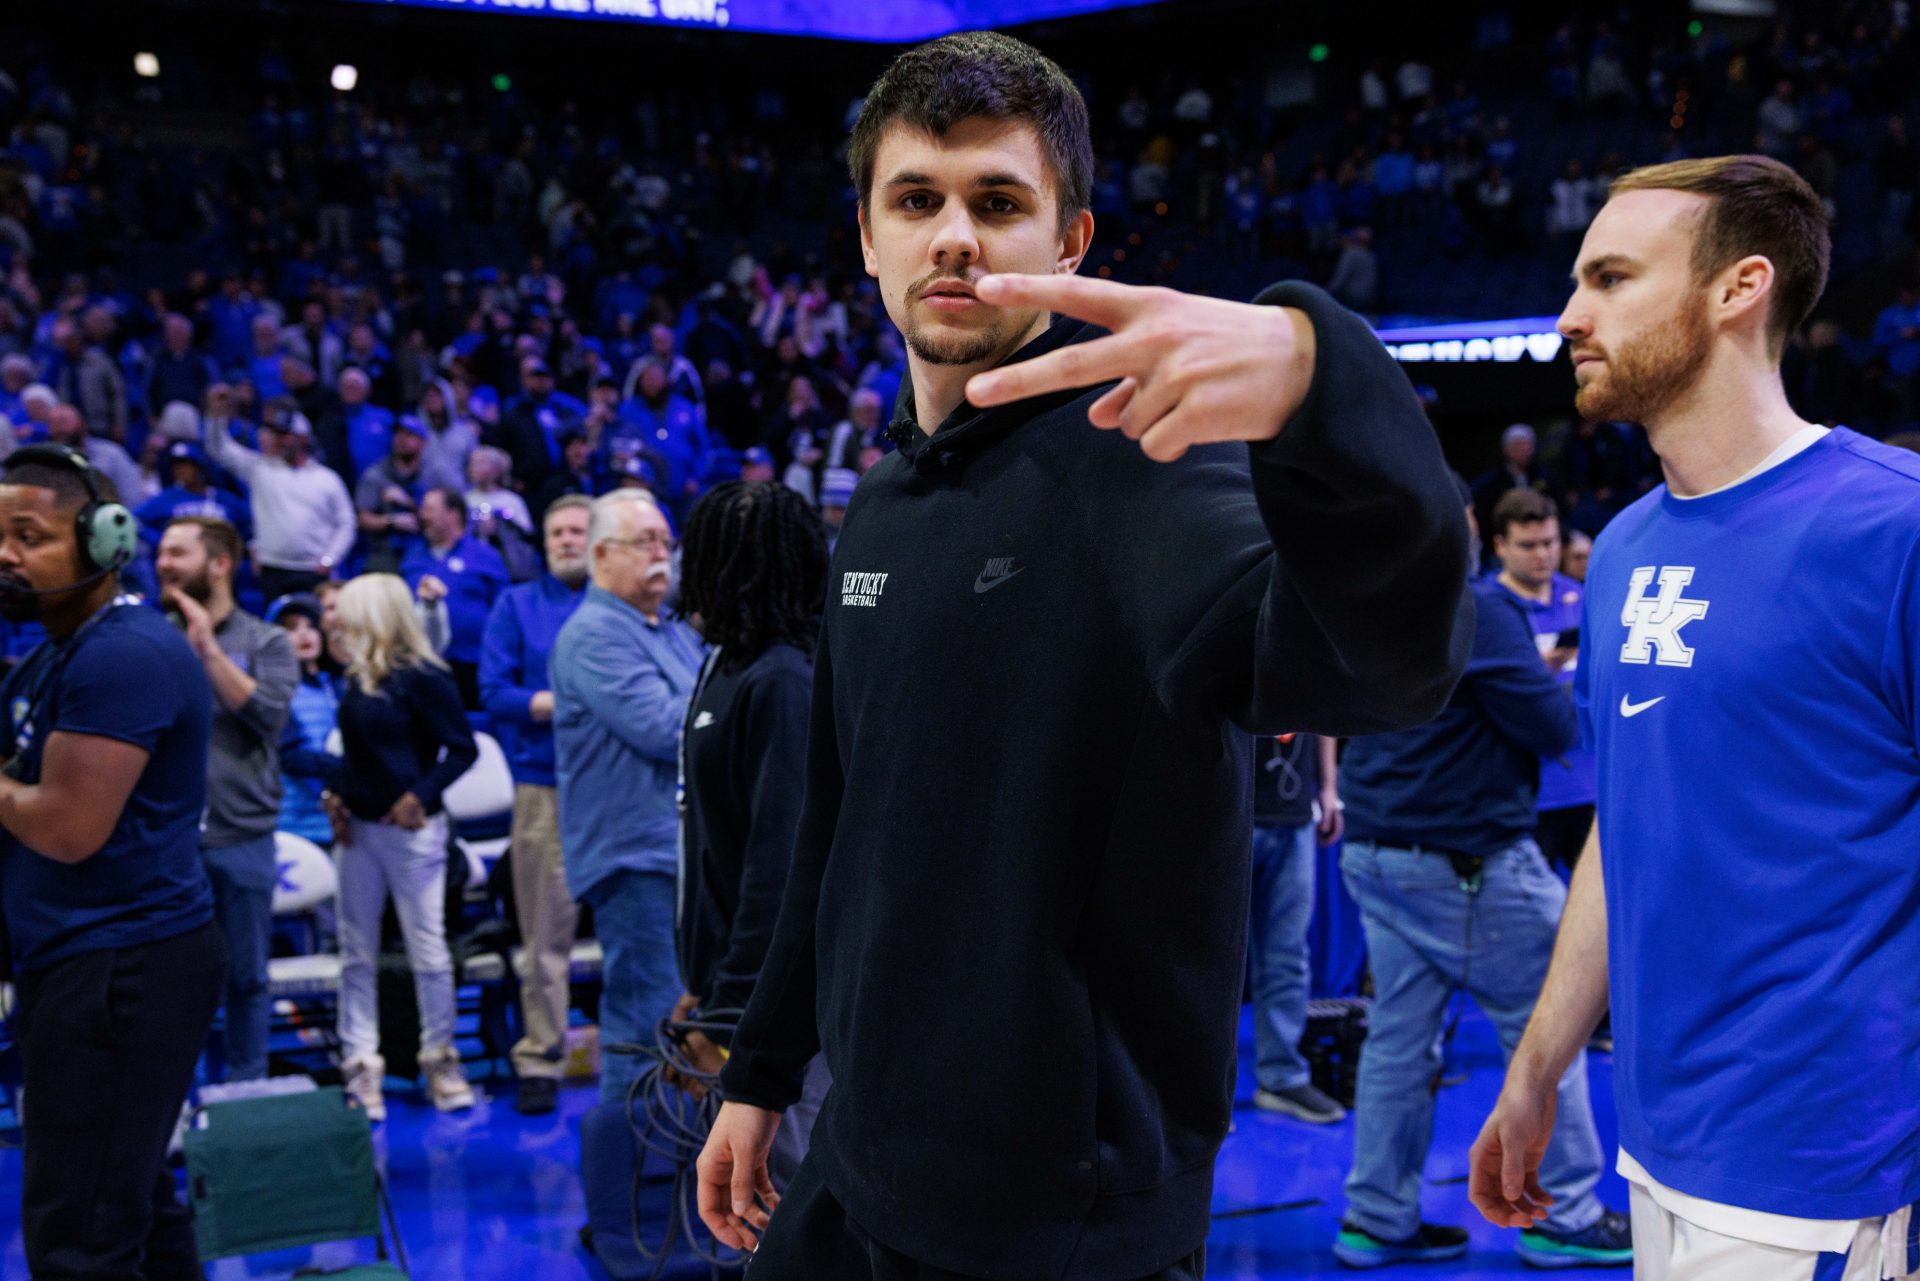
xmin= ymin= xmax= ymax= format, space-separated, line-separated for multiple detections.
xmin=0 ymin=604 xmax=215 ymax=971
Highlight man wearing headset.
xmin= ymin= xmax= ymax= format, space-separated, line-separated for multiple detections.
xmin=0 ymin=445 xmax=226 ymax=1280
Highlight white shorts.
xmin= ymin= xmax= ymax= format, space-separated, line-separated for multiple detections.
xmin=1630 ymin=1184 xmax=1918 ymax=1281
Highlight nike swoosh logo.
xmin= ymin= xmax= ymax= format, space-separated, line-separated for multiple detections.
xmin=1619 ymin=695 xmax=1665 ymax=718
xmin=973 ymin=567 xmax=1025 ymax=594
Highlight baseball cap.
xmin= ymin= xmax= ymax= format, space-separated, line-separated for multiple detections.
xmin=523 ymin=358 xmax=553 ymax=377
xmin=742 ymin=446 xmax=773 ymax=468
xmin=166 ymin=440 xmax=209 ymax=469
xmin=394 ymin=414 xmax=427 ymax=439
xmin=267 ymin=592 xmax=324 ymax=629
xmin=616 ymin=456 xmax=657 ymax=485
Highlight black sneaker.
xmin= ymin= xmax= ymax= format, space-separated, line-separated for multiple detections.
xmin=1253 ymin=1083 xmax=1348 ymax=1124
xmin=515 ymin=1077 xmax=559 ymax=1116
xmin=1334 ymin=1221 xmax=1469 ymax=1269
xmin=1517 ymin=1209 xmax=1633 ymax=1269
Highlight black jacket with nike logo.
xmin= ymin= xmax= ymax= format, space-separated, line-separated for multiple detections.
xmin=719 ymin=282 xmax=1474 ymax=1279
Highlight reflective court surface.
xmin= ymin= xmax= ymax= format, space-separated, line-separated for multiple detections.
xmin=0 ymin=1007 xmax=1627 ymax=1279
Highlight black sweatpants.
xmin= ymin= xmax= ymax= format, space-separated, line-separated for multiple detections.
xmin=17 ymin=921 xmax=227 ymax=1280
xmin=746 ymin=1155 xmax=1206 ymax=1281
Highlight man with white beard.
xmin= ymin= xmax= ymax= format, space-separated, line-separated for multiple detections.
xmin=549 ymin=490 xmax=702 ymax=1105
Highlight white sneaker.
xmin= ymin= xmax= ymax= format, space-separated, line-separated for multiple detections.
xmin=342 ymin=1054 xmax=387 ymax=1123
xmin=421 ymin=1047 xmax=474 ymax=1112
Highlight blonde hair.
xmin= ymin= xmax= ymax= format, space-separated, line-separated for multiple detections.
xmin=334 ymin=573 xmax=447 ymax=695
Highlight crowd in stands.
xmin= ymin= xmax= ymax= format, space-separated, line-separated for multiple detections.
xmin=0 ymin=9 xmax=1917 ymax=569
xmin=3 ymin=7 xmax=1920 ymax=595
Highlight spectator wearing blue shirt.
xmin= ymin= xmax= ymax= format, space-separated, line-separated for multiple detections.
xmin=1871 ymin=283 xmax=1920 ymax=383
xmin=247 ymin=314 xmax=288 ymax=403
xmin=550 ymin=490 xmax=702 ymax=1104
xmin=1487 ymin=489 xmax=1595 ymax=872
xmin=144 ymin=314 xmax=219 ymax=415
xmin=1374 ymin=131 xmax=1416 ymax=221
xmin=478 ymin=494 xmax=591 ymax=1115
xmin=356 ymin=416 xmax=459 ymax=574
xmin=267 ymin=594 xmax=342 ymax=848
xmin=0 ymin=447 xmax=226 ymax=1280
xmin=402 ymin=486 xmax=508 ymax=709
xmin=493 ymin=356 xmax=585 ymax=494
xmin=136 ymin=440 xmax=250 ymax=546
xmin=207 ymin=273 xmax=260 ymax=371
xmin=331 ymin=367 xmax=395 ymax=487
xmin=615 ymin=361 xmax=709 ymax=511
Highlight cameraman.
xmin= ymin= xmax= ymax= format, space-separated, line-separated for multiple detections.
xmin=0 ymin=446 xmax=225 ymax=1280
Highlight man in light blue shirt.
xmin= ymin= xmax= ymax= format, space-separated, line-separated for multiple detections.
xmin=550 ymin=489 xmax=702 ymax=1103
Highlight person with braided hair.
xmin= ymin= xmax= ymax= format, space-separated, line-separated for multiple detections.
xmin=673 ymin=480 xmax=832 ymax=1183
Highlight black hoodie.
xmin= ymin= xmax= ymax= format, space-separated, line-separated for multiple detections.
xmin=718 ymin=282 xmax=1473 ymax=1279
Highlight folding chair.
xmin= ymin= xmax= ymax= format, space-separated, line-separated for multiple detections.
xmin=184 ymin=1086 xmax=409 ymax=1278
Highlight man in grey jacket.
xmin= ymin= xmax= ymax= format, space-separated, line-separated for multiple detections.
xmin=157 ymin=516 xmax=299 ymax=1083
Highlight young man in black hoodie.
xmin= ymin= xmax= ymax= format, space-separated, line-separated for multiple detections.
xmin=696 ymin=31 xmax=1474 ymax=1281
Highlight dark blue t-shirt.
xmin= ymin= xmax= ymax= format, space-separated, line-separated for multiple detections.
xmin=0 ymin=603 xmax=215 ymax=971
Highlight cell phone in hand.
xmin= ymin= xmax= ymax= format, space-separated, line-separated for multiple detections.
xmin=1555 ymin=627 xmax=1580 ymax=649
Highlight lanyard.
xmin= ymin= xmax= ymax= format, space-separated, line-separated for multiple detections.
xmin=7 ymin=599 xmax=131 ymax=765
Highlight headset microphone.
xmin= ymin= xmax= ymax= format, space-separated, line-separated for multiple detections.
xmin=0 ymin=566 xmax=115 ymax=599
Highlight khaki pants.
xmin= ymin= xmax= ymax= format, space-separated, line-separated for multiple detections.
xmin=509 ymin=784 xmax=579 ymax=1080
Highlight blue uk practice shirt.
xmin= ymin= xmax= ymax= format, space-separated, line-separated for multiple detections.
xmin=0 ymin=603 xmax=214 ymax=971
xmin=1579 ymin=427 xmax=1920 ymax=1220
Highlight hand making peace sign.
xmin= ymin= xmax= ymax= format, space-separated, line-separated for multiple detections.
xmin=963 ymin=273 xmax=1320 ymax=463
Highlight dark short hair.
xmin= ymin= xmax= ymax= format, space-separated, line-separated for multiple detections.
xmin=1 ymin=460 xmax=110 ymax=526
xmin=847 ymin=31 xmax=1093 ymax=235
xmin=166 ymin=515 xmax=243 ymax=566
xmin=425 ymin=486 xmax=468 ymax=525
xmin=1491 ymin=488 xmax=1560 ymax=541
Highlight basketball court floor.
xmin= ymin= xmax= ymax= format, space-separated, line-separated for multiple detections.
xmin=0 ymin=1006 xmax=1629 ymax=1279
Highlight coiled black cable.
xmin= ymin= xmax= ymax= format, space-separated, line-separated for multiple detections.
xmin=603 ymin=1008 xmax=755 ymax=1279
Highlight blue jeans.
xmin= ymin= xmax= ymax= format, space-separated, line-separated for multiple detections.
xmin=1249 ymin=821 xmax=1316 ymax=1092
xmin=585 ymin=868 xmax=681 ymax=1105
xmin=204 ymin=836 xmax=277 ymax=1082
xmin=1340 ymin=838 xmax=1604 ymax=1240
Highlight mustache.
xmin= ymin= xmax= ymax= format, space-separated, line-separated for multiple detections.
xmin=645 ymin=563 xmax=672 ymax=581
xmin=909 ymin=267 xmax=983 ymax=301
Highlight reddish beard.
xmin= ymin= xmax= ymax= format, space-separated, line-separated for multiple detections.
xmin=1574 ymin=289 xmax=1713 ymax=424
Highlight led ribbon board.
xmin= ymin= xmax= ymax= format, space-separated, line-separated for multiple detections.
xmin=335 ymin=0 xmax=1169 ymax=40
xmin=1375 ymin=318 xmax=1567 ymax=366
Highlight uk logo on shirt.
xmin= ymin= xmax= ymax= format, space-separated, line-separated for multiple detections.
xmin=1620 ymin=566 xmax=1710 ymax=668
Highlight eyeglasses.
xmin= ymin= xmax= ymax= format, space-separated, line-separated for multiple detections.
xmin=602 ymin=533 xmax=678 ymax=554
